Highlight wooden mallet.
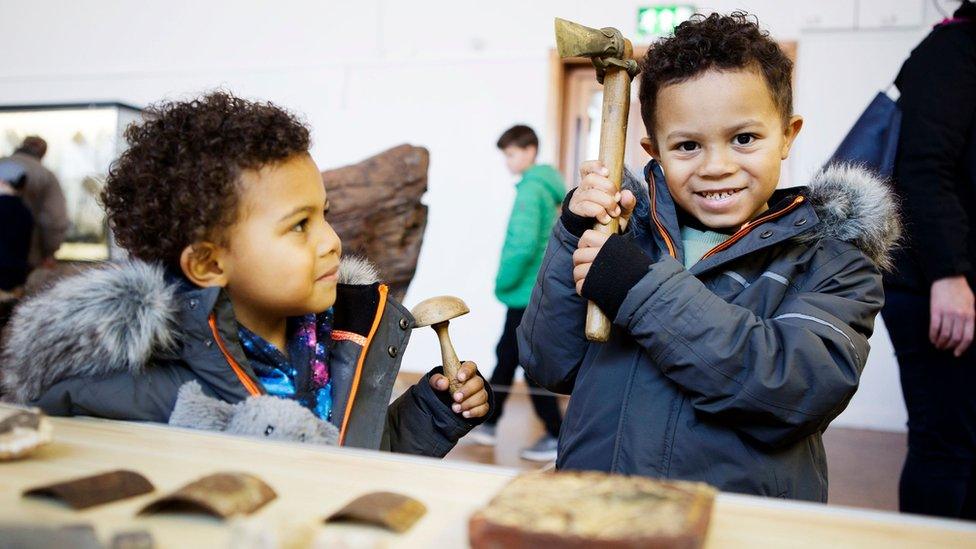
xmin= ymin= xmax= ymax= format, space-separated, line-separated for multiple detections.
xmin=410 ymin=296 xmax=470 ymax=395
xmin=554 ymin=18 xmax=640 ymax=342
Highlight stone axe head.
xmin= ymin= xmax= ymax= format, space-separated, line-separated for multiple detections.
xmin=554 ymin=18 xmax=639 ymax=84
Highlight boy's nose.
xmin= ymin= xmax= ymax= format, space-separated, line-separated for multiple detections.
xmin=316 ymin=223 xmax=342 ymax=258
xmin=698 ymin=149 xmax=737 ymax=179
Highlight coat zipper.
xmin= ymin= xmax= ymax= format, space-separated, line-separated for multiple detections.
xmin=338 ymin=284 xmax=389 ymax=446
xmin=699 ymin=196 xmax=805 ymax=261
xmin=208 ymin=313 xmax=262 ymax=397
xmin=648 ymin=172 xmax=677 ymax=258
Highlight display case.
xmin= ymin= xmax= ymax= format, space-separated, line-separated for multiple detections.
xmin=0 ymin=102 xmax=143 ymax=262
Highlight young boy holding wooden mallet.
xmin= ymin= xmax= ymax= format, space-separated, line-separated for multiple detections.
xmin=519 ymin=12 xmax=900 ymax=500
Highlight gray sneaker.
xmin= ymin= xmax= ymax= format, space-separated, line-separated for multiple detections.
xmin=520 ymin=434 xmax=558 ymax=462
xmin=468 ymin=424 xmax=497 ymax=446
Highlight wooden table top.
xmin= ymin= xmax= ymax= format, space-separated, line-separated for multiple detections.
xmin=1 ymin=417 xmax=974 ymax=548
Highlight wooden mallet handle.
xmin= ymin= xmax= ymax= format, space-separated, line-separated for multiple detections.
xmin=433 ymin=321 xmax=464 ymax=395
xmin=585 ymin=43 xmax=633 ymax=342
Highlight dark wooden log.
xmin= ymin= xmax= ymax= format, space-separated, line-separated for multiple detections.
xmin=321 ymin=145 xmax=429 ymax=302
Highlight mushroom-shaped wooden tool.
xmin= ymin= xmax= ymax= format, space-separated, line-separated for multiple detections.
xmin=410 ymin=296 xmax=470 ymax=395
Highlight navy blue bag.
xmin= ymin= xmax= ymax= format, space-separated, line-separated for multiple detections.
xmin=828 ymin=90 xmax=901 ymax=178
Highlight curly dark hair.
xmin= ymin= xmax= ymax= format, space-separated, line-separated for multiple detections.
xmin=102 ymin=91 xmax=311 ymax=268
xmin=638 ymin=11 xmax=793 ymax=140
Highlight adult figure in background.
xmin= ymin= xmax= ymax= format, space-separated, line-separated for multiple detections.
xmin=469 ymin=125 xmax=565 ymax=462
xmin=881 ymin=1 xmax=976 ymax=519
xmin=2 ymin=136 xmax=68 ymax=269
xmin=0 ymin=160 xmax=34 ymax=292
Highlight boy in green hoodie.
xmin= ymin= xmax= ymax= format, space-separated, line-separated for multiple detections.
xmin=470 ymin=125 xmax=565 ymax=461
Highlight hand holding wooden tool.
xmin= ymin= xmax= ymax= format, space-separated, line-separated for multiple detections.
xmin=554 ymin=18 xmax=640 ymax=342
xmin=410 ymin=296 xmax=470 ymax=394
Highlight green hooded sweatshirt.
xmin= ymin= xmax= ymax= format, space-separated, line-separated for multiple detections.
xmin=495 ymin=164 xmax=566 ymax=308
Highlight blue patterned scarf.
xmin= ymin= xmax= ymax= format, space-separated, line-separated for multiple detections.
xmin=237 ymin=310 xmax=334 ymax=422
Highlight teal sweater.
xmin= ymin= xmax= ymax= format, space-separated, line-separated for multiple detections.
xmin=680 ymin=225 xmax=731 ymax=269
xmin=495 ymin=164 xmax=566 ymax=307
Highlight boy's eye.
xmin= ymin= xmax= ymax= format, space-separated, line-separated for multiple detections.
xmin=733 ymin=133 xmax=757 ymax=146
xmin=676 ymin=141 xmax=699 ymax=152
xmin=292 ymin=218 xmax=309 ymax=233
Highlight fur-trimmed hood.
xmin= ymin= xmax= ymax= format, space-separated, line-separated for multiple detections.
xmin=627 ymin=161 xmax=900 ymax=270
xmin=794 ymin=163 xmax=901 ymax=271
xmin=1 ymin=256 xmax=382 ymax=404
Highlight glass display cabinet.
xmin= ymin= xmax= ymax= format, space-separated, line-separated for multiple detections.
xmin=0 ymin=102 xmax=143 ymax=261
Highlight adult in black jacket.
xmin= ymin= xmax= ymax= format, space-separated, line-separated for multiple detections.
xmin=0 ymin=161 xmax=34 ymax=292
xmin=882 ymin=1 xmax=976 ymax=519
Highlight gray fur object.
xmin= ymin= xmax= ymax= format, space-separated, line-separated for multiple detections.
xmin=169 ymin=381 xmax=339 ymax=445
xmin=338 ymin=255 xmax=380 ymax=285
xmin=797 ymin=163 xmax=901 ymax=271
xmin=1 ymin=260 xmax=179 ymax=404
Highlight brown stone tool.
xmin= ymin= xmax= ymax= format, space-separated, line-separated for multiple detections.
xmin=555 ymin=18 xmax=640 ymax=342
xmin=410 ymin=296 xmax=469 ymax=395
xmin=139 ymin=472 xmax=276 ymax=519
xmin=325 ymin=491 xmax=427 ymax=533
xmin=24 ymin=469 xmax=154 ymax=510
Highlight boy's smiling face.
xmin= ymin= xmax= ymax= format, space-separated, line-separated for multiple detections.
xmin=645 ymin=67 xmax=803 ymax=230
xmin=219 ymin=154 xmax=341 ymax=324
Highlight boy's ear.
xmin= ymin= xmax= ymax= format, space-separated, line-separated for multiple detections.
xmin=640 ymin=137 xmax=659 ymax=159
xmin=179 ymin=243 xmax=228 ymax=287
xmin=781 ymin=115 xmax=804 ymax=159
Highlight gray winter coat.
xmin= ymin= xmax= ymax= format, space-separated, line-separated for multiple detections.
xmin=518 ymin=161 xmax=899 ymax=501
xmin=0 ymin=257 xmax=486 ymax=457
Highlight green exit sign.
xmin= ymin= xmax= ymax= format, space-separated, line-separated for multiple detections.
xmin=637 ymin=5 xmax=695 ymax=39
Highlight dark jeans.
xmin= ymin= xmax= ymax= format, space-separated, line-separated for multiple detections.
xmin=882 ymin=290 xmax=976 ymax=519
xmin=486 ymin=307 xmax=562 ymax=438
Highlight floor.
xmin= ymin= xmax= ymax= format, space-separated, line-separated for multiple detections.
xmin=441 ymin=382 xmax=907 ymax=512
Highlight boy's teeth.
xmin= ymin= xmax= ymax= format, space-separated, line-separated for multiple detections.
xmin=701 ymin=190 xmax=736 ymax=200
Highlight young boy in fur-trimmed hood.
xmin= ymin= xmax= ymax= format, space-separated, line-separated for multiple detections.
xmin=518 ymin=12 xmax=900 ymax=500
xmin=0 ymin=92 xmax=492 ymax=456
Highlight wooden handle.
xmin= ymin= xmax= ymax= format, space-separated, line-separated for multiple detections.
xmin=433 ymin=322 xmax=464 ymax=394
xmin=585 ymin=44 xmax=633 ymax=343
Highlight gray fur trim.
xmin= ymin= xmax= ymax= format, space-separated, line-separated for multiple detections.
xmin=798 ymin=163 xmax=902 ymax=271
xmin=338 ymin=256 xmax=380 ymax=285
xmin=1 ymin=261 xmax=179 ymax=403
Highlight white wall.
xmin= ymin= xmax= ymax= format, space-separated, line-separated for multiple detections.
xmin=0 ymin=0 xmax=946 ymax=431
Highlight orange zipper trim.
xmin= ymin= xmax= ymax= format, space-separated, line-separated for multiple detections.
xmin=338 ymin=283 xmax=389 ymax=446
xmin=700 ymin=196 xmax=805 ymax=262
xmin=648 ymin=172 xmax=677 ymax=258
xmin=208 ymin=313 xmax=262 ymax=397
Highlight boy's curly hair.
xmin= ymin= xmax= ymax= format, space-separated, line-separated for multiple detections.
xmin=638 ymin=11 xmax=793 ymax=139
xmin=101 ymin=91 xmax=311 ymax=268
